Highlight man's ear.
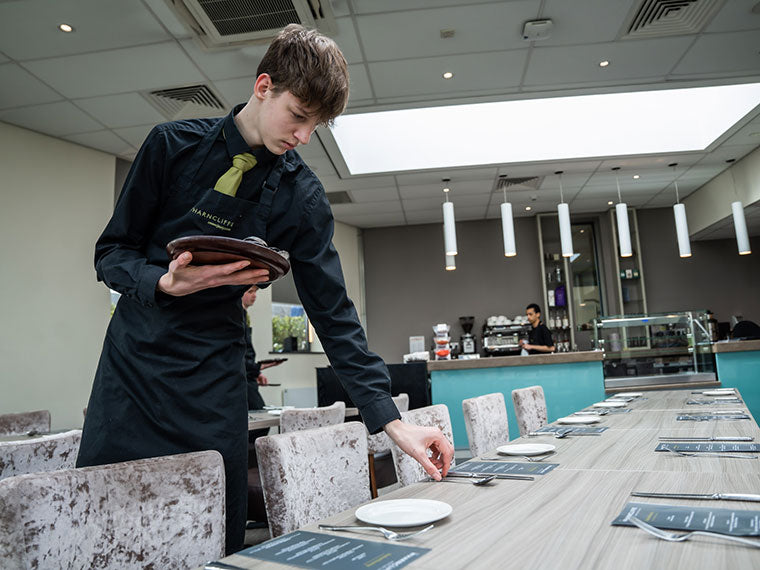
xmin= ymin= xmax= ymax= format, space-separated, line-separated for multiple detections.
xmin=253 ymin=74 xmax=274 ymax=101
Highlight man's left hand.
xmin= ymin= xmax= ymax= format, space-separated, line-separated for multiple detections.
xmin=383 ymin=419 xmax=454 ymax=481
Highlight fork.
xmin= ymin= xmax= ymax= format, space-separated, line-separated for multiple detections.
xmin=483 ymin=451 xmax=557 ymax=462
xmin=318 ymin=523 xmax=434 ymax=541
xmin=664 ymin=447 xmax=758 ymax=459
xmin=627 ymin=516 xmax=760 ymax=548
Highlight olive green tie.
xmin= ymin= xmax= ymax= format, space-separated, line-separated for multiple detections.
xmin=214 ymin=153 xmax=257 ymax=197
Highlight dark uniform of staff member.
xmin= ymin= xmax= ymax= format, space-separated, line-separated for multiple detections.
xmin=521 ymin=303 xmax=556 ymax=354
xmin=77 ymin=24 xmax=453 ymax=554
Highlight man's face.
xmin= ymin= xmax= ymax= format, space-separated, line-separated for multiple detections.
xmin=258 ymin=88 xmax=320 ymax=155
xmin=242 ymin=287 xmax=258 ymax=309
xmin=526 ymin=308 xmax=540 ymax=326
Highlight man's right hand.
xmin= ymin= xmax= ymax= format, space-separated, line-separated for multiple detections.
xmin=157 ymin=251 xmax=271 ymax=297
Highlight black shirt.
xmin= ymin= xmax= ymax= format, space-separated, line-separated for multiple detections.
xmin=94 ymin=105 xmax=399 ymax=433
xmin=528 ymin=322 xmax=554 ymax=354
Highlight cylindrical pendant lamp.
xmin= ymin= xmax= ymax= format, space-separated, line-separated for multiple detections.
xmin=501 ymin=200 xmax=516 ymax=257
xmin=731 ymin=200 xmax=752 ymax=255
xmin=615 ymin=202 xmax=632 ymax=257
xmin=442 ymin=185 xmax=457 ymax=256
xmin=445 ymin=254 xmax=456 ymax=271
xmin=555 ymin=171 xmax=573 ymax=257
xmin=673 ymin=203 xmax=691 ymax=258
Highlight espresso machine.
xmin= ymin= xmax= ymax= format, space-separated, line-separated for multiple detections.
xmin=459 ymin=316 xmax=476 ymax=355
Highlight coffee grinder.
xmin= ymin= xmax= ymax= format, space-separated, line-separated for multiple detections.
xmin=459 ymin=316 xmax=476 ymax=355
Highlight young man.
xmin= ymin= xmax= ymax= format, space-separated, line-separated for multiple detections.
xmin=78 ymin=24 xmax=452 ymax=553
xmin=521 ymin=303 xmax=556 ymax=354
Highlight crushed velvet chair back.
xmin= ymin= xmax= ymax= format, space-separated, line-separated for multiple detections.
xmin=0 ymin=410 xmax=51 ymax=436
xmin=0 ymin=450 xmax=225 ymax=569
xmin=366 ymin=393 xmax=410 ymax=455
xmin=462 ymin=393 xmax=510 ymax=457
xmin=279 ymin=401 xmax=346 ymax=433
xmin=389 ymin=404 xmax=455 ymax=487
xmin=256 ymin=421 xmax=370 ymax=537
xmin=0 ymin=430 xmax=81 ymax=481
xmin=512 ymin=385 xmax=548 ymax=436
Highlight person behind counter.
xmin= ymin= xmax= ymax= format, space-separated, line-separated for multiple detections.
xmin=521 ymin=303 xmax=556 ymax=354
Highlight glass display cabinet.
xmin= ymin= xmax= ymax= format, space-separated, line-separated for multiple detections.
xmin=593 ymin=310 xmax=716 ymax=389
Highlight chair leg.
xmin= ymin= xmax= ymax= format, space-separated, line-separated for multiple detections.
xmin=368 ymin=453 xmax=378 ymax=498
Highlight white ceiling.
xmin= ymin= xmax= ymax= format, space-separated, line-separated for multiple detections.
xmin=1 ymin=0 xmax=759 ymax=236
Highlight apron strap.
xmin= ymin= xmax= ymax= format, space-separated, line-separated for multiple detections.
xmin=252 ymin=156 xmax=286 ymax=233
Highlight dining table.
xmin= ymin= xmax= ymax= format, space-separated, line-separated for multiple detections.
xmin=247 ymin=407 xmax=360 ymax=431
xmin=211 ymin=388 xmax=760 ymax=569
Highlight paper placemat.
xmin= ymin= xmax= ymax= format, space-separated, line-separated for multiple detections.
xmin=237 ymin=530 xmax=430 ymax=569
xmin=536 ymin=426 xmax=609 ymax=434
xmin=655 ymin=442 xmax=760 ymax=453
xmin=677 ymin=413 xmax=751 ymax=421
xmin=454 ymin=460 xmax=558 ymax=476
xmin=612 ymin=502 xmax=760 ymax=537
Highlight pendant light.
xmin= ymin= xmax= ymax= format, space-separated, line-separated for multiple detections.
xmin=669 ymin=163 xmax=691 ymax=258
xmin=556 ymin=171 xmax=573 ymax=257
xmin=500 ymin=184 xmax=516 ymax=257
xmin=612 ymin=167 xmax=632 ymax=258
xmin=441 ymin=179 xmax=457 ymax=257
xmin=445 ymin=254 xmax=456 ymax=271
xmin=726 ymin=160 xmax=752 ymax=255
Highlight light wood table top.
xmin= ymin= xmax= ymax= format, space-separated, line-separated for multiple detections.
xmin=212 ymin=389 xmax=759 ymax=570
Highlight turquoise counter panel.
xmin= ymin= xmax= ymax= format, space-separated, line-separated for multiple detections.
xmin=431 ymin=361 xmax=605 ymax=450
xmin=715 ymin=350 xmax=760 ymax=422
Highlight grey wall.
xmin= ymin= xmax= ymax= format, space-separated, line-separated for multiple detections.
xmin=363 ymin=208 xmax=760 ymax=363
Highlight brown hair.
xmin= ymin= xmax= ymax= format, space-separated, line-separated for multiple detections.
xmin=257 ymin=24 xmax=349 ymax=126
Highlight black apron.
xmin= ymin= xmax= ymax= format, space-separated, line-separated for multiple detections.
xmin=78 ymin=118 xmax=283 ymax=554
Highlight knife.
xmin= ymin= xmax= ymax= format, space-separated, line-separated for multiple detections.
xmin=446 ymin=471 xmax=534 ymax=481
xmin=658 ymin=436 xmax=754 ymax=441
xmin=631 ymin=491 xmax=760 ymax=502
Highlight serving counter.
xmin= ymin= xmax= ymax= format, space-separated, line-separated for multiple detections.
xmin=713 ymin=339 xmax=760 ymax=421
xmin=428 ymin=351 xmax=605 ymax=449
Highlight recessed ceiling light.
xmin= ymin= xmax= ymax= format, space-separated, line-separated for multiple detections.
xmin=608 ymin=200 xmax=614 ymax=205
xmin=525 ymin=206 xmax=532 ymax=211
xmin=442 ymin=72 xmax=454 ymax=80
xmin=633 ymin=174 xmax=640 ymax=179
xmin=599 ymin=60 xmax=610 ymax=67
xmin=58 ymin=23 xmax=74 ymax=32
xmin=580 ymin=229 xmax=585 ymax=233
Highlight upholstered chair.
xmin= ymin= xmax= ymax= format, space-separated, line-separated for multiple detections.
xmin=366 ymin=393 xmax=410 ymax=497
xmin=255 ymin=421 xmax=371 ymax=537
xmin=511 ymin=385 xmax=548 ymax=436
xmin=0 ymin=450 xmax=225 ymax=569
xmin=0 ymin=410 xmax=50 ymax=436
xmin=389 ymin=404 xmax=455 ymax=487
xmin=0 ymin=429 xmax=81 ymax=481
xmin=279 ymin=401 xmax=346 ymax=433
xmin=462 ymin=393 xmax=510 ymax=457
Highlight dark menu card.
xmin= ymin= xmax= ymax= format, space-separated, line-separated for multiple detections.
xmin=655 ymin=442 xmax=760 ymax=453
xmin=677 ymin=413 xmax=751 ymax=421
xmin=536 ymin=426 xmax=609 ymax=434
xmin=237 ymin=531 xmax=430 ymax=569
xmin=454 ymin=460 xmax=558 ymax=475
xmin=612 ymin=502 xmax=760 ymax=536
xmin=686 ymin=398 xmax=743 ymax=405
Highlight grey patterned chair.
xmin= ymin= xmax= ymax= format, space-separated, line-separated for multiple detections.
xmin=462 ymin=393 xmax=510 ymax=457
xmin=389 ymin=404 xmax=455 ymax=487
xmin=511 ymin=385 xmax=548 ymax=436
xmin=0 ymin=410 xmax=50 ymax=436
xmin=279 ymin=401 xmax=346 ymax=433
xmin=255 ymin=421 xmax=370 ymax=537
xmin=367 ymin=393 xmax=410 ymax=497
xmin=0 ymin=450 xmax=225 ymax=569
xmin=0 ymin=429 xmax=81 ymax=481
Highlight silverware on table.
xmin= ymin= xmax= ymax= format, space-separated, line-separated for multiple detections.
xmin=318 ymin=524 xmax=434 ymax=541
xmin=435 ymin=475 xmax=495 ymax=486
xmin=205 ymin=561 xmax=248 ymax=570
xmin=574 ymin=410 xmax=609 ymax=416
xmin=664 ymin=447 xmax=758 ymax=459
xmin=631 ymin=491 xmax=760 ymax=502
xmin=627 ymin=515 xmax=760 ymax=549
xmin=554 ymin=430 xmax=602 ymax=439
xmin=658 ymin=436 xmax=754 ymax=442
xmin=482 ymin=450 xmax=557 ymax=462
xmin=446 ymin=471 xmax=534 ymax=481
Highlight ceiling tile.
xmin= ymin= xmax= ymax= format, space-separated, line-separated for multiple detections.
xmin=348 ymin=186 xmax=400 ymax=203
xmin=395 ymin=167 xmax=497 ymax=186
xmin=672 ymin=31 xmax=760 ymax=76
xmin=398 ymin=179 xmax=493 ymax=199
xmin=73 ymin=92 xmax=166 ymax=129
xmin=0 ymin=63 xmax=62 ymax=109
xmin=332 ymin=17 xmax=364 ymax=64
xmin=23 ymin=42 xmax=205 ymax=98
xmin=525 ymin=37 xmax=693 ymax=87
xmin=368 ymin=50 xmax=527 ymax=98
xmin=540 ymin=0 xmax=633 ymax=46
xmin=317 ymin=173 xmax=397 ymax=192
xmin=111 ymin=124 xmax=155 ymax=148
xmin=598 ymin=154 xmax=703 ymax=171
xmin=720 ymin=120 xmax=760 ymax=147
xmin=698 ymin=144 xmax=759 ymax=165
xmin=0 ymin=51 xmax=8 ymax=63
xmin=0 ymin=101 xmax=102 ymax=136
xmin=352 ymin=0 xmax=497 ymax=15
xmin=213 ymin=76 xmax=257 ymax=107
xmin=332 ymin=201 xmax=403 ymax=216
xmin=705 ymin=0 xmax=760 ymax=33
xmin=331 ymin=0 xmax=352 ymax=18
xmin=63 ymin=129 xmax=135 ymax=156
xmin=347 ymin=64 xmax=374 ymax=100
xmin=403 ymin=192 xmax=491 ymax=211
xmin=141 ymin=0 xmax=194 ymax=39
xmin=0 ymin=0 xmax=170 ymax=60
xmin=356 ymin=2 xmax=539 ymax=61
xmin=498 ymin=160 xmax=602 ymax=178
xmin=404 ymin=210 xmax=445 ymax=224
xmin=180 ymin=39 xmax=268 ymax=81
xmin=334 ymin=212 xmax=406 ymax=228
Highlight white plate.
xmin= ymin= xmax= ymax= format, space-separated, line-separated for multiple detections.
xmin=702 ymin=390 xmax=735 ymax=396
xmin=557 ymin=416 xmax=601 ymax=424
xmin=267 ymin=410 xmax=282 ymax=415
xmin=614 ymin=392 xmax=643 ymax=398
xmin=496 ymin=443 xmax=556 ymax=456
xmin=593 ymin=401 xmax=627 ymax=408
xmin=355 ymin=499 xmax=452 ymax=527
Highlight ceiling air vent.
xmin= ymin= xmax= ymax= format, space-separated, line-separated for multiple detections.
xmin=165 ymin=0 xmax=337 ymax=49
xmin=326 ymin=191 xmax=352 ymax=205
xmin=143 ymin=84 xmax=227 ymax=121
xmin=494 ymin=176 xmax=543 ymax=192
xmin=622 ymin=0 xmax=726 ymax=39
